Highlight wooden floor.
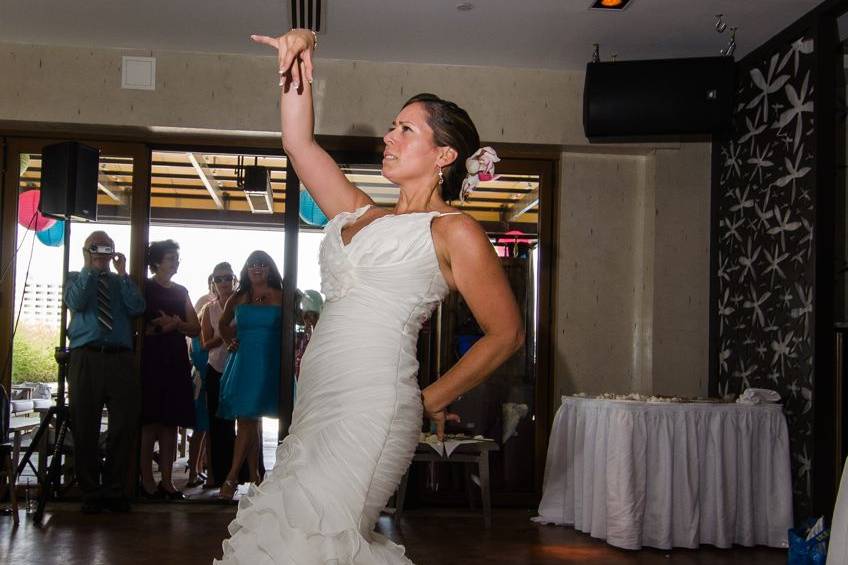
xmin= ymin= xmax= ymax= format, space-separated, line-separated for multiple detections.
xmin=0 ymin=502 xmax=787 ymax=565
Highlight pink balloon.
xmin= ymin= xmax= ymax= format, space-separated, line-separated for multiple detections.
xmin=17 ymin=190 xmax=56 ymax=232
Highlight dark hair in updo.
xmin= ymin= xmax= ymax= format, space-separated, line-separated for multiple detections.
xmin=402 ymin=93 xmax=480 ymax=202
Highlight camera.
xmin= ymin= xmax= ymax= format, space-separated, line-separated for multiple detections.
xmin=88 ymin=244 xmax=114 ymax=255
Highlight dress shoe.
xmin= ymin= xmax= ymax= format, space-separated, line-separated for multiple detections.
xmin=157 ymin=482 xmax=186 ymax=501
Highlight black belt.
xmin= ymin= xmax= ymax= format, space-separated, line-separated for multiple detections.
xmin=78 ymin=344 xmax=131 ymax=354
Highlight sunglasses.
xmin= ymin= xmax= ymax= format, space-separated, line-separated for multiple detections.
xmin=248 ymin=263 xmax=269 ymax=270
xmin=213 ymin=275 xmax=235 ymax=283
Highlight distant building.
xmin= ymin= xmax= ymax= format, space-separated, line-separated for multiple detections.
xmin=19 ymin=281 xmax=63 ymax=324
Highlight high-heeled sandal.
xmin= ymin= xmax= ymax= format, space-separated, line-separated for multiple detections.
xmin=185 ymin=476 xmax=204 ymax=488
xmin=157 ymin=482 xmax=186 ymax=501
xmin=218 ymin=479 xmax=237 ymax=500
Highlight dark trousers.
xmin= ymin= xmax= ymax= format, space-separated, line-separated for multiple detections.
xmin=206 ymin=365 xmax=236 ymax=484
xmin=68 ymin=348 xmax=140 ymax=501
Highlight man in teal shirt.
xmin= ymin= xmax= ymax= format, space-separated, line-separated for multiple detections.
xmin=64 ymin=230 xmax=144 ymax=513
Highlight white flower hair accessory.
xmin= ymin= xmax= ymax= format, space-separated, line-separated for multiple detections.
xmin=460 ymin=146 xmax=500 ymax=202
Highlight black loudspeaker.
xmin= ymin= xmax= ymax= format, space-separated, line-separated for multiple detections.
xmin=39 ymin=141 xmax=100 ymax=220
xmin=583 ymin=56 xmax=736 ymax=139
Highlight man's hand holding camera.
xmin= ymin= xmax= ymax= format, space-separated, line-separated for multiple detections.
xmin=112 ymin=252 xmax=127 ymax=276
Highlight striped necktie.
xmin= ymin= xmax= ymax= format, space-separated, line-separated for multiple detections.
xmin=97 ymin=273 xmax=113 ymax=332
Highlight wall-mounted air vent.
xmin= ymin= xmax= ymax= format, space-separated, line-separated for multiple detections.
xmin=289 ymin=0 xmax=323 ymax=32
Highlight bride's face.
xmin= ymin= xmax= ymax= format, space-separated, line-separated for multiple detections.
xmin=381 ymin=102 xmax=441 ymax=187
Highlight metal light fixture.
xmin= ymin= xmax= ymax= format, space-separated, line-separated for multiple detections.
xmin=237 ymin=156 xmax=275 ymax=214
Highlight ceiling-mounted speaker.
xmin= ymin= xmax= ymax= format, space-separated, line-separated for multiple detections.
xmin=289 ymin=0 xmax=323 ymax=32
xmin=583 ymin=56 xmax=736 ymax=139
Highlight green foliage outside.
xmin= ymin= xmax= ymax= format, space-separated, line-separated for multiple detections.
xmin=12 ymin=322 xmax=59 ymax=383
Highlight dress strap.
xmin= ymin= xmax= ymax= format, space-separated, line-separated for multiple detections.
xmin=434 ymin=211 xmax=463 ymax=217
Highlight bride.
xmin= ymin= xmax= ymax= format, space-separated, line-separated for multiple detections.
xmin=215 ymin=28 xmax=523 ymax=564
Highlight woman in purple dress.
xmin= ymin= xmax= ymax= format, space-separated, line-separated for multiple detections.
xmin=139 ymin=239 xmax=201 ymax=499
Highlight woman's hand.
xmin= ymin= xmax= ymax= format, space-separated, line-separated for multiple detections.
xmin=150 ymin=310 xmax=180 ymax=333
xmin=151 ymin=310 xmax=180 ymax=333
xmin=226 ymin=338 xmax=240 ymax=352
xmin=251 ymin=29 xmax=315 ymax=88
xmin=423 ymin=396 xmax=461 ymax=441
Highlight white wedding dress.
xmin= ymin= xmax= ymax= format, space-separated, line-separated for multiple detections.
xmin=216 ymin=205 xmax=457 ymax=564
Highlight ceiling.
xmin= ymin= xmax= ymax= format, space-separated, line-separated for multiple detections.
xmin=0 ymin=0 xmax=822 ymax=71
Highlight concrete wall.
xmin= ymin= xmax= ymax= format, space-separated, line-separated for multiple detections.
xmin=0 ymin=41 xmax=712 ymax=399
xmin=552 ymin=144 xmax=711 ymax=400
xmin=0 ymin=42 xmax=584 ymax=145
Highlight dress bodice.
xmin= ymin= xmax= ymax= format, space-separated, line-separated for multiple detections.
xmin=319 ymin=205 xmax=454 ymax=335
xmin=234 ymin=303 xmax=281 ymax=341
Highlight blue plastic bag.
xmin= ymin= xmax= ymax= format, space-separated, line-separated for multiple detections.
xmin=788 ymin=519 xmax=829 ymax=565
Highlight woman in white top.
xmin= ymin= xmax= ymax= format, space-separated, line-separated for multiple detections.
xmin=200 ymin=262 xmax=238 ymax=488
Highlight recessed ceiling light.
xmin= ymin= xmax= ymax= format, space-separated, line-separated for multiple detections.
xmin=590 ymin=0 xmax=634 ymax=10
xmin=457 ymin=2 xmax=474 ymax=11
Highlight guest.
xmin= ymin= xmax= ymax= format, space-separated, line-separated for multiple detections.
xmin=64 ymin=231 xmax=145 ymax=513
xmin=194 ymin=275 xmax=215 ymax=313
xmin=294 ymin=289 xmax=323 ymax=379
xmin=186 ymin=275 xmax=213 ymax=488
xmin=200 ymin=262 xmax=239 ymax=488
xmin=139 ymin=239 xmax=200 ymax=500
xmin=217 ymin=251 xmax=282 ymax=499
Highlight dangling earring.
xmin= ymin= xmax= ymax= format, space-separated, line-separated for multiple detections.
xmin=437 ymin=167 xmax=444 ymax=185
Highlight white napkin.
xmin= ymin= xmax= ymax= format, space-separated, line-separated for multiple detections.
xmin=736 ymin=387 xmax=781 ymax=405
xmin=421 ymin=434 xmax=490 ymax=457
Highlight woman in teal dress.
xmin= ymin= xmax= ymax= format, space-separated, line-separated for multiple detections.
xmin=187 ymin=333 xmax=210 ymax=487
xmin=217 ymin=250 xmax=282 ymax=499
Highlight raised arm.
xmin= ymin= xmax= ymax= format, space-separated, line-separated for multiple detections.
xmin=423 ymin=215 xmax=525 ymax=438
xmin=219 ymin=293 xmax=240 ymax=349
xmin=251 ymin=30 xmax=373 ymax=219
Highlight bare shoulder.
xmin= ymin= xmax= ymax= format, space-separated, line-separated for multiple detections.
xmin=432 ymin=210 xmax=488 ymax=248
xmin=225 ymin=292 xmax=246 ymax=309
xmin=431 ymin=211 xmax=492 ymax=273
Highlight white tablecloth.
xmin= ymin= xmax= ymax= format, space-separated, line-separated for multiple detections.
xmin=534 ymin=396 xmax=793 ymax=550
xmin=827 ymin=458 xmax=848 ymax=565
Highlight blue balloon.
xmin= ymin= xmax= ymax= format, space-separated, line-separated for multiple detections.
xmin=299 ymin=190 xmax=328 ymax=227
xmin=37 ymin=219 xmax=65 ymax=247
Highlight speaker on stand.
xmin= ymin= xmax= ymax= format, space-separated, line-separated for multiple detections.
xmin=39 ymin=141 xmax=99 ymax=221
xmin=16 ymin=141 xmax=99 ymax=524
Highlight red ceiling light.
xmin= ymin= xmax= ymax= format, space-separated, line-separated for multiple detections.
xmin=590 ymin=0 xmax=633 ymax=10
